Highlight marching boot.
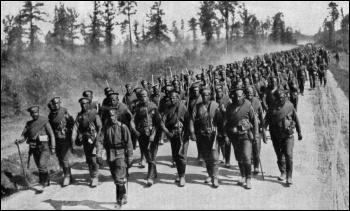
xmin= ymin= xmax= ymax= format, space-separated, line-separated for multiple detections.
xmin=115 ymin=185 xmax=123 ymax=209
xmin=225 ymin=143 xmax=231 ymax=168
xmin=45 ymin=172 xmax=51 ymax=187
xmin=237 ymin=163 xmax=246 ymax=185
xmin=204 ymin=162 xmax=212 ymax=184
xmin=245 ymin=164 xmax=252 ymax=189
xmin=120 ymin=184 xmax=127 ymax=205
xmin=139 ymin=153 xmax=146 ymax=168
xmin=36 ymin=173 xmax=44 ymax=193
xmin=277 ymin=161 xmax=286 ymax=181
xmin=211 ymin=165 xmax=219 ymax=188
xmin=286 ymin=160 xmax=293 ymax=186
xmin=91 ymin=177 xmax=99 ymax=187
xmin=179 ymin=164 xmax=186 ymax=187
xmin=147 ymin=163 xmax=155 ymax=187
xmin=62 ymin=167 xmax=71 ymax=187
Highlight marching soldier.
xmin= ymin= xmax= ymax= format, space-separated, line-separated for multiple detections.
xmin=264 ymin=89 xmax=302 ymax=186
xmin=245 ymin=86 xmax=266 ymax=174
xmin=161 ymin=91 xmax=188 ymax=187
xmin=318 ymin=60 xmax=328 ymax=87
xmin=122 ymin=84 xmax=137 ymax=111
xmin=133 ymin=89 xmax=162 ymax=186
xmin=296 ymin=63 xmax=308 ymax=96
xmin=83 ymin=90 xmax=99 ymax=112
xmin=189 ymin=87 xmax=224 ymax=188
xmin=214 ymin=84 xmax=231 ymax=168
xmin=288 ymin=71 xmax=299 ymax=110
xmin=150 ymin=84 xmax=165 ymax=107
xmin=97 ymin=107 xmax=133 ymax=208
xmin=71 ymin=97 xmax=102 ymax=187
xmin=262 ymin=76 xmax=284 ymax=111
xmin=48 ymin=97 xmax=75 ymax=186
xmin=15 ymin=106 xmax=56 ymax=193
xmin=308 ymin=60 xmax=317 ymax=90
xmin=225 ymin=88 xmax=259 ymax=189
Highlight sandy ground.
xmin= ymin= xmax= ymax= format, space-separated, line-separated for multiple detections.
xmin=2 ymin=80 xmax=330 ymax=210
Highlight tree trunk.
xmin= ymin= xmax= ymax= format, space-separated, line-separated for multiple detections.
xmin=128 ymin=12 xmax=133 ymax=55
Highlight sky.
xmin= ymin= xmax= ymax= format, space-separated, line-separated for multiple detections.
xmin=1 ymin=1 xmax=349 ymax=43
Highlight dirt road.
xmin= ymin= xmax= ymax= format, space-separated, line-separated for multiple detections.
xmin=2 ymin=81 xmax=335 ymax=210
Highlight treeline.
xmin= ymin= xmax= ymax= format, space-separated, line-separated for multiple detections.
xmin=314 ymin=2 xmax=349 ymax=52
xmin=2 ymin=1 xmax=298 ymax=58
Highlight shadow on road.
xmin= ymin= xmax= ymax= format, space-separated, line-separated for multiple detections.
xmin=43 ymin=199 xmax=116 ymax=210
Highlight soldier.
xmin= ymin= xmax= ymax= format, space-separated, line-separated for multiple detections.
xmin=214 ymin=84 xmax=231 ymax=168
xmin=308 ymin=60 xmax=317 ymax=90
xmin=102 ymin=88 xmax=113 ymax=108
xmin=262 ymin=76 xmax=284 ymax=111
xmin=264 ymin=89 xmax=302 ymax=186
xmin=288 ymin=71 xmax=299 ymax=110
xmin=296 ymin=63 xmax=308 ymax=96
xmin=252 ymin=73 xmax=266 ymax=100
xmin=48 ymin=97 xmax=75 ymax=186
xmin=186 ymin=82 xmax=203 ymax=164
xmin=161 ymin=91 xmax=188 ymax=187
xmin=189 ymin=87 xmax=224 ymax=188
xmin=150 ymin=84 xmax=165 ymax=107
xmin=122 ymin=84 xmax=137 ymax=111
xmin=96 ymin=107 xmax=133 ymax=208
xmin=318 ymin=60 xmax=328 ymax=87
xmin=245 ymin=86 xmax=266 ymax=174
xmin=71 ymin=97 xmax=102 ymax=187
xmin=133 ymin=90 xmax=162 ymax=186
xmin=334 ymin=51 xmax=340 ymax=65
xmin=83 ymin=90 xmax=99 ymax=112
xmin=15 ymin=106 xmax=56 ymax=193
xmin=225 ymin=88 xmax=259 ymax=189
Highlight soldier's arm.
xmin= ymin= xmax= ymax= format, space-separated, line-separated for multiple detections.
xmin=96 ymin=127 xmax=105 ymax=158
xmin=189 ymin=105 xmax=197 ymax=134
xmin=292 ymin=109 xmax=301 ymax=134
xmin=71 ymin=118 xmax=79 ymax=147
xmin=124 ymin=125 xmax=133 ymax=161
xmin=249 ymin=107 xmax=259 ymax=138
xmin=126 ymin=108 xmax=137 ymax=134
xmin=65 ymin=110 xmax=75 ymax=136
xmin=45 ymin=122 xmax=56 ymax=150
xmin=214 ymin=108 xmax=225 ymax=136
xmin=17 ymin=123 xmax=29 ymax=143
xmin=95 ymin=115 xmax=103 ymax=137
xmin=262 ymin=93 xmax=268 ymax=111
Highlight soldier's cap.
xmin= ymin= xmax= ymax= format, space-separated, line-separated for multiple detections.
xmin=215 ymin=84 xmax=223 ymax=90
xmin=200 ymin=87 xmax=211 ymax=94
xmin=50 ymin=96 xmax=61 ymax=103
xmin=231 ymin=82 xmax=244 ymax=90
xmin=164 ymin=85 xmax=174 ymax=90
xmin=152 ymin=84 xmax=160 ymax=89
xmin=269 ymin=76 xmax=279 ymax=81
xmin=107 ymin=92 xmax=119 ymax=98
xmin=79 ymin=97 xmax=90 ymax=104
xmin=125 ymin=84 xmax=132 ymax=88
xmin=168 ymin=90 xmax=180 ymax=95
xmin=195 ymin=74 xmax=202 ymax=79
xmin=27 ymin=105 xmax=40 ymax=113
xmin=106 ymin=106 xmax=119 ymax=113
xmin=104 ymin=87 xmax=112 ymax=93
xmin=230 ymin=87 xmax=245 ymax=94
xmin=83 ymin=90 xmax=93 ymax=97
xmin=191 ymin=81 xmax=202 ymax=89
xmin=133 ymin=87 xmax=143 ymax=93
xmin=141 ymin=80 xmax=148 ymax=84
xmin=105 ymin=89 xmax=115 ymax=95
xmin=274 ymin=89 xmax=286 ymax=98
xmin=172 ymin=80 xmax=180 ymax=85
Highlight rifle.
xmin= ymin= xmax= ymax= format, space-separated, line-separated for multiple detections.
xmin=16 ymin=142 xmax=32 ymax=187
xmin=122 ymin=123 xmax=129 ymax=199
xmin=106 ymin=80 xmax=110 ymax=89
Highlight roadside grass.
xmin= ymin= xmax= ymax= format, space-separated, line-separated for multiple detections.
xmin=329 ymin=53 xmax=349 ymax=99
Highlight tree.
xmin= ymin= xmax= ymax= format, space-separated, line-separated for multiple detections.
xmin=198 ymin=1 xmax=217 ymax=47
xmin=340 ymin=8 xmax=349 ymax=51
xmin=133 ymin=20 xmax=141 ymax=48
xmin=328 ymin=2 xmax=339 ymax=45
xmin=103 ymin=1 xmax=116 ymax=55
xmin=2 ymin=13 xmax=24 ymax=56
xmin=145 ymin=1 xmax=170 ymax=49
xmin=66 ymin=7 xmax=79 ymax=52
xmin=20 ymin=1 xmax=47 ymax=52
xmin=118 ymin=1 xmax=137 ymax=54
xmin=52 ymin=3 xmax=69 ymax=48
xmin=89 ymin=1 xmax=104 ymax=53
xmin=188 ymin=17 xmax=198 ymax=46
xmin=270 ymin=12 xmax=285 ymax=44
xmin=239 ymin=4 xmax=260 ymax=46
xmin=261 ymin=17 xmax=271 ymax=44
xmin=171 ymin=21 xmax=180 ymax=44
xmin=213 ymin=21 xmax=223 ymax=41
xmin=180 ymin=19 xmax=185 ymax=44
xmin=216 ymin=1 xmax=238 ymax=54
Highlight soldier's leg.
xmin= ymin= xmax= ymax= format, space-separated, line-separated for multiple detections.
xmin=283 ymin=136 xmax=294 ymax=186
xmin=32 ymin=148 xmax=44 ymax=191
xmin=230 ymin=135 xmax=245 ymax=185
xmin=324 ymin=72 xmax=327 ymax=86
xmin=252 ymin=134 xmax=261 ymax=174
xmin=145 ymin=136 xmax=158 ymax=186
xmin=60 ymin=139 xmax=74 ymax=186
xmin=178 ymin=139 xmax=189 ymax=187
xmin=224 ymin=141 xmax=231 ymax=168
xmin=210 ymin=136 xmax=220 ymax=188
xmin=242 ymin=138 xmax=253 ymax=189
xmin=271 ymin=134 xmax=286 ymax=181
xmin=89 ymin=155 xmax=100 ymax=187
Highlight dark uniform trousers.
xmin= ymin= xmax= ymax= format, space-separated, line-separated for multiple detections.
xmin=297 ymin=77 xmax=306 ymax=94
xmin=228 ymin=133 xmax=252 ymax=179
xmin=218 ymin=136 xmax=231 ymax=164
xmin=108 ymin=159 xmax=127 ymax=185
xmin=138 ymin=133 xmax=159 ymax=180
xmin=56 ymin=137 xmax=72 ymax=173
xmin=252 ymin=132 xmax=262 ymax=168
xmin=290 ymin=92 xmax=299 ymax=111
xmin=83 ymin=140 xmax=99 ymax=179
xmin=196 ymin=133 xmax=220 ymax=178
xmin=319 ymin=72 xmax=327 ymax=86
xmin=169 ymin=135 xmax=189 ymax=177
xmin=270 ymin=130 xmax=294 ymax=178
xmin=30 ymin=141 xmax=51 ymax=185
xmin=309 ymin=72 xmax=316 ymax=89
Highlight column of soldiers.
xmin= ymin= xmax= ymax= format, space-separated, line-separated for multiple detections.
xmin=15 ymin=45 xmax=332 ymax=207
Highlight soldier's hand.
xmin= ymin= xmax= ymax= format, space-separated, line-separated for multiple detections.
xmin=263 ymin=133 xmax=268 ymax=144
xmin=225 ymin=136 xmax=230 ymax=145
xmin=96 ymin=157 xmax=103 ymax=165
xmin=191 ymin=132 xmax=197 ymax=142
xmin=167 ymin=132 xmax=174 ymax=139
xmin=298 ymin=133 xmax=303 ymax=141
xmin=50 ymin=148 xmax=56 ymax=156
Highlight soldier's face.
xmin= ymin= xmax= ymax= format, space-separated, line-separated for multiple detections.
xmin=110 ymin=97 xmax=118 ymax=106
xmin=193 ymin=87 xmax=200 ymax=97
xmin=247 ymin=89 xmax=254 ymax=101
xmin=140 ymin=92 xmax=149 ymax=103
xmin=81 ymin=102 xmax=89 ymax=111
xmin=108 ymin=110 xmax=117 ymax=122
xmin=216 ymin=89 xmax=223 ymax=98
xmin=169 ymin=93 xmax=178 ymax=105
xmin=153 ymin=88 xmax=159 ymax=94
xmin=253 ymin=74 xmax=258 ymax=82
xmin=271 ymin=78 xmax=278 ymax=88
xmin=51 ymin=100 xmax=60 ymax=111
xmin=201 ymin=91 xmax=211 ymax=103
xmin=233 ymin=90 xmax=245 ymax=104
xmin=30 ymin=110 xmax=39 ymax=120
xmin=244 ymin=79 xmax=250 ymax=87
xmin=126 ymin=87 xmax=132 ymax=94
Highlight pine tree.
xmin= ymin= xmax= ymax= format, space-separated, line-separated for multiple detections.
xmin=118 ymin=1 xmax=138 ymax=54
xmin=328 ymin=2 xmax=339 ymax=45
xmin=133 ymin=20 xmax=141 ymax=48
xmin=270 ymin=12 xmax=285 ymax=44
xmin=198 ymin=1 xmax=217 ymax=47
xmin=103 ymin=1 xmax=116 ymax=55
xmin=66 ymin=7 xmax=79 ymax=52
xmin=20 ymin=1 xmax=47 ymax=52
xmin=2 ymin=13 xmax=24 ymax=56
xmin=89 ymin=1 xmax=104 ymax=53
xmin=188 ymin=17 xmax=198 ymax=46
xmin=171 ymin=21 xmax=180 ymax=44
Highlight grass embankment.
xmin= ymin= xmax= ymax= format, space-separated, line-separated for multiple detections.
xmin=328 ymin=52 xmax=349 ymax=99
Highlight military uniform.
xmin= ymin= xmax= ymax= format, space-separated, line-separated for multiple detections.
xmin=296 ymin=64 xmax=308 ymax=95
xmin=225 ymin=98 xmax=259 ymax=189
xmin=97 ymin=112 xmax=133 ymax=206
xmin=318 ymin=62 xmax=327 ymax=86
xmin=134 ymin=100 xmax=162 ymax=186
xmin=288 ymin=76 xmax=299 ymax=110
xmin=18 ymin=106 xmax=56 ymax=191
xmin=265 ymin=93 xmax=301 ymax=185
xmin=308 ymin=63 xmax=317 ymax=90
xmin=122 ymin=92 xmax=137 ymax=111
xmin=71 ymin=103 xmax=102 ymax=187
xmin=48 ymin=105 xmax=75 ymax=186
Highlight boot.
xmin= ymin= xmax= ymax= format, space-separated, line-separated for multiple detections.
xmin=253 ymin=165 xmax=260 ymax=174
xmin=212 ymin=177 xmax=219 ymax=188
xmin=179 ymin=177 xmax=186 ymax=187
xmin=147 ymin=163 xmax=156 ymax=187
xmin=119 ymin=185 xmax=127 ymax=205
xmin=178 ymin=164 xmax=186 ymax=187
xmin=225 ymin=144 xmax=231 ymax=168
xmin=212 ymin=164 xmax=219 ymax=188
xmin=286 ymin=160 xmax=293 ymax=186
xmin=116 ymin=185 xmax=123 ymax=208
xmin=245 ymin=163 xmax=252 ymax=189
xmin=237 ymin=163 xmax=246 ymax=185
xmin=277 ymin=161 xmax=286 ymax=181
xmin=205 ymin=162 xmax=212 ymax=183
xmin=44 ymin=172 xmax=50 ymax=187
xmin=91 ymin=177 xmax=99 ymax=187
xmin=204 ymin=177 xmax=211 ymax=184
xmin=62 ymin=167 xmax=71 ymax=187
xmin=36 ymin=173 xmax=44 ymax=193
xmin=139 ymin=153 xmax=146 ymax=168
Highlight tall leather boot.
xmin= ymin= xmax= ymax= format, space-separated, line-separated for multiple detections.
xmin=36 ymin=173 xmax=44 ymax=193
xmin=245 ymin=163 xmax=252 ymax=189
xmin=237 ymin=162 xmax=246 ymax=185
xmin=220 ymin=144 xmax=226 ymax=164
xmin=277 ymin=161 xmax=286 ymax=181
xmin=211 ymin=164 xmax=219 ymax=188
xmin=286 ymin=160 xmax=293 ymax=186
xmin=90 ymin=162 xmax=99 ymax=187
xmin=204 ymin=162 xmax=212 ymax=183
xmin=120 ymin=184 xmax=127 ymax=205
xmin=147 ymin=163 xmax=155 ymax=187
xmin=225 ymin=143 xmax=231 ymax=168
xmin=115 ymin=185 xmax=122 ymax=208
xmin=62 ymin=167 xmax=71 ymax=187
xmin=179 ymin=164 xmax=186 ymax=187
xmin=45 ymin=172 xmax=51 ymax=187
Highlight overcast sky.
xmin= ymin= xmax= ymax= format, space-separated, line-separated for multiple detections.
xmin=1 ymin=1 xmax=349 ymax=43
